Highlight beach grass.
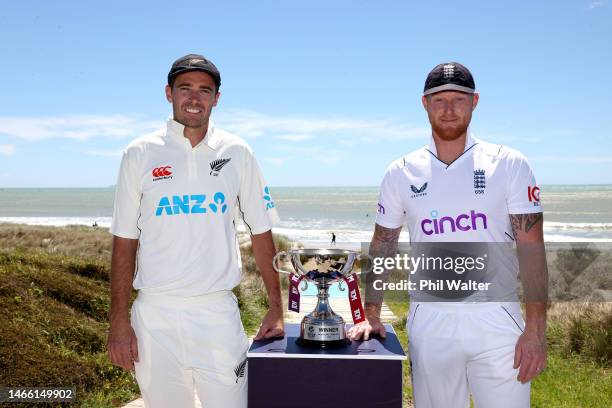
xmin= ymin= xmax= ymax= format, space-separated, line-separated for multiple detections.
xmin=1 ymin=223 xmax=610 ymax=407
xmin=0 ymin=223 xmax=289 ymax=407
xmin=382 ymin=292 xmax=612 ymax=407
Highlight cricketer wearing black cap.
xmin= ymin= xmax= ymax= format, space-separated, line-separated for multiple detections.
xmin=167 ymin=53 xmax=221 ymax=91
xmin=423 ymin=62 xmax=476 ymax=96
xmin=107 ymin=53 xmax=284 ymax=408
xmin=349 ymin=62 xmax=548 ymax=408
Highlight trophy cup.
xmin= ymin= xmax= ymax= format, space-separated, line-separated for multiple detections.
xmin=273 ymin=249 xmax=372 ymax=348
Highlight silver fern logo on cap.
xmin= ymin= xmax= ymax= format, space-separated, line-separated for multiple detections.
xmin=210 ymin=158 xmax=231 ymax=176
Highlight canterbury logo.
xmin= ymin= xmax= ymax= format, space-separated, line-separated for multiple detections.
xmin=411 ymin=183 xmax=428 ymax=194
xmin=210 ymin=158 xmax=231 ymax=176
xmin=152 ymin=166 xmax=172 ymax=178
xmin=234 ymin=359 xmax=247 ymax=383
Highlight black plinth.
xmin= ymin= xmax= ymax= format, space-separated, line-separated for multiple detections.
xmin=247 ymin=323 xmax=406 ymax=408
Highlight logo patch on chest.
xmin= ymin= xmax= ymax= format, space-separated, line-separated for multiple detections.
xmin=410 ymin=182 xmax=428 ymax=198
xmin=210 ymin=158 xmax=231 ymax=176
xmin=474 ymin=169 xmax=486 ymax=194
xmin=152 ymin=166 xmax=173 ymax=181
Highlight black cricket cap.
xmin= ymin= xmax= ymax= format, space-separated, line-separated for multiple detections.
xmin=167 ymin=54 xmax=221 ymax=90
xmin=423 ymin=62 xmax=475 ymax=96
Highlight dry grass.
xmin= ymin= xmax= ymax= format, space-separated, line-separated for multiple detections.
xmin=547 ymin=302 xmax=612 ymax=367
xmin=0 ymin=223 xmax=293 ymax=406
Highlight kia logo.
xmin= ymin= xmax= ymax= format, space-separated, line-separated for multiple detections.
xmin=528 ymin=186 xmax=540 ymax=202
xmin=152 ymin=166 xmax=172 ymax=177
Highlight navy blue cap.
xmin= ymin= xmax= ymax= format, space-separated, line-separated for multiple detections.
xmin=424 ymin=62 xmax=475 ymax=96
xmin=168 ymin=54 xmax=221 ymax=89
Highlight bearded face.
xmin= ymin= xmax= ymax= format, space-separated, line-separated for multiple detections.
xmin=423 ymin=91 xmax=477 ymax=141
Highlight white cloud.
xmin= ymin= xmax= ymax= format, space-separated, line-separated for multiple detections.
xmin=83 ymin=149 xmax=124 ymax=158
xmin=215 ymin=109 xmax=428 ymax=141
xmin=0 ymin=144 xmax=16 ymax=156
xmin=588 ymin=0 xmax=607 ymax=9
xmin=276 ymin=134 xmax=315 ymax=142
xmin=531 ymin=155 xmax=612 ymax=164
xmin=272 ymin=144 xmax=345 ymax=164
xmin=317 ymin=153 xmax=342 ymax=164
xmin=0 ymin=115 xmax=163 ymax=141
xmin=262 ymin=157 xmax=287 ymax=166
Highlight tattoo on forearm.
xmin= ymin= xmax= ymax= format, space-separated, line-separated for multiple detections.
xmin=365 ymin=224 xmax=402 ymax=306
xmin=510 ymin=213 xmax=543 ymax=237
xmin=372 ymin=224 xmax=401 ymax=245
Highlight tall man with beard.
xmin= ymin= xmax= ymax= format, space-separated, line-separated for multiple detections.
xmin=349 ymin=62 xmax=548 ymax=407
xmin=107 ymin=54 xmax=284 ymax=408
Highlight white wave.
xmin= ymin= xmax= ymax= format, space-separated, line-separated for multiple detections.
xmin=543 ymin=234 xmax=612 ymax=242
xmin=0 ymin=217 xmax=112 ymax=228
xmin=2 ymin=217 xmax=611 ymax=243
xmin=544 ymin=221 xmax=612 ymax=230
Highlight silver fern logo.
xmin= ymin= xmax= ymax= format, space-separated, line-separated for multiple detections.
xmin=209 ymin=158 xmax=231 ymax=176
xmin=234 ymin=359 xmax=247 ymax=383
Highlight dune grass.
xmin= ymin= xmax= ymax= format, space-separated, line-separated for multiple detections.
xmin=0 ymin=223 xmax=290 ymax=407
xmin=382 ymin=293 xmax=611 ymax=407
xmin=2 ymin=223 xmax=610 ymax=407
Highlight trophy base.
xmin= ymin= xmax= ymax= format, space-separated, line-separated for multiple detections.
xmin=296 ymin=337 xmax=351 ymax=348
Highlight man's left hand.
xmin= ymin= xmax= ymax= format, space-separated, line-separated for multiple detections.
xmin=514 ymin=327 xmax=547 ymax=383
xmin=254 ymin=308 xmax=285 ymax=340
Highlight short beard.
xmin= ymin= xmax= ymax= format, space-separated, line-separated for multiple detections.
xmin=431 ymin=121 xmax=469 ymax=141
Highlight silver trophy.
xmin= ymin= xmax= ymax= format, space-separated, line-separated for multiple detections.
xmin=273 ymin=249 xmax=372 ymax=348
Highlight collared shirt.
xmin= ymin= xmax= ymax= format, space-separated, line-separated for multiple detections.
xmin=375 ymin=134 xmax=542 ymax=301
xmin=111 ymin=118 xmax=279 ymax=296
xmin=376 ymin=134 xmax=542 ymax=242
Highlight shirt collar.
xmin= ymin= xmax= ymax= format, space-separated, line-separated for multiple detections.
xmin=165 ymin=117 xmax=219 ymax=150
xmin=427 ymin=130 xmax=477 ymax=156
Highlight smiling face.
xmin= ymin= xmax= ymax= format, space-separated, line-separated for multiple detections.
xmin=165 ymin=71 xmax=220 ymax=131
xmin=422 ymin=91 xmax=479 ymax=141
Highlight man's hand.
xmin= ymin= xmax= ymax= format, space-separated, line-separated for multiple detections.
xmin=514 ymin=327 xmax=547 ymax=383
xmin=254 ymin=307 xmax=285 ymax=340
xmin=347 ymin=316 xmax=386 ymax=341
xmin=107 ymin=318 xmax=139 ymax=371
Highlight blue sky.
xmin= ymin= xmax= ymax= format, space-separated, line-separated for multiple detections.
xmin=1 ymin=0 xmax=611 ymax=187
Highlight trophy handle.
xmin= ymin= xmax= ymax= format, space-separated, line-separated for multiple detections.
xmin=356 ymin=253 xmax=374 ymax=275
xmin=273 ymin=251 xmax=293 ymax=275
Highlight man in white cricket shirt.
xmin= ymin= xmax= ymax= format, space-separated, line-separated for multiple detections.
xmin=349 ymin=62 xmax=548 ymax=407
xmin=106 ymin=54 xmax=284 ymax=408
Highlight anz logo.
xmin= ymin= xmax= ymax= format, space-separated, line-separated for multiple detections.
xmin=155 ymin=192 xmax=228 ymax=216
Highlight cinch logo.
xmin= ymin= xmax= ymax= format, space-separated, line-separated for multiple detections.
xmin=528 ymin=186 xmax=540 ymax=205
xmin=377 ymin=203 xmax=385 ymax=214
xmin=155 ymin=192 xmax=228 ymax=216
xmin=421 ymin=210 xmax=488 ymax=235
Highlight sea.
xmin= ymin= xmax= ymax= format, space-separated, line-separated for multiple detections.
xmin=0 ymin=185 xmax=611 ymax=243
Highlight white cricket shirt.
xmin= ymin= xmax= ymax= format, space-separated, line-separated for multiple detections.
xmin=111 ymin=118 xmax=279 ymax=296
xmin=376 ymin=134 xmax=543 ymax=301
xmin=376 ymin=134 xmax=542 ymax=242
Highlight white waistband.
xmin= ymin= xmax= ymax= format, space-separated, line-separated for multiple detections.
xmin=410 ymin=301 xmax=521 ymax=313
xmin=136 ymin=289 xmax=235 ymax=306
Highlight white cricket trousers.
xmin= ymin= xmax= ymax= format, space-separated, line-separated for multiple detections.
xmin=130 ymin=290 xmax=249 ymax=408
xmin=407 ymin=302 xmax=530 ymax=408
